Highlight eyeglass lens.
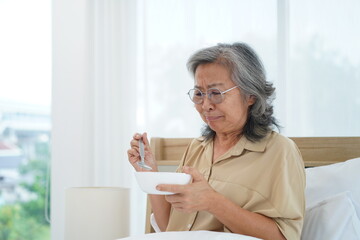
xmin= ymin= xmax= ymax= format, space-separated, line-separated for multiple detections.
xmin=188 ymin=88 xmax=223 ymax=104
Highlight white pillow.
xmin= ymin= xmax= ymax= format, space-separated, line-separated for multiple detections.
xmin=305 ymin=157 xmax=360 ymax=216
xmin=301 ymin=191 xmax=360 ymax=240
xmin=118 ymin=231 xmax=261 ymax=240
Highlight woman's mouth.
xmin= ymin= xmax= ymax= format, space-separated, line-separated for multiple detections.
xmin=205 ymin=115 xmax=222 ymax=121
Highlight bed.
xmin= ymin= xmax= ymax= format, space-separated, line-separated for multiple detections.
xmin=121 ymin=137 xmax=360 ymax=240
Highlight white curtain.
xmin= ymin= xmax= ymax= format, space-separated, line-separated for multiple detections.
xmin=52 ymin=0 xmax=360 ymax=239
xmin=52 ymin=0 xmax=143 ymax=239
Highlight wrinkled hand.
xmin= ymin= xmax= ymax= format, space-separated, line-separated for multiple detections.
xmin=157 ymin=166 xmax=217 ymax=213
xmin=127 ymin=132 xmax=158 ymax=172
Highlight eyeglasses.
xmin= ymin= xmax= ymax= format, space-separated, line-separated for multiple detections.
xmin=187 ymin=86 xmax=239 ymax=104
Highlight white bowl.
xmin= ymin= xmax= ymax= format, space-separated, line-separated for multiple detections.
xmin=134 ymin=172 xmax=191 ymax=195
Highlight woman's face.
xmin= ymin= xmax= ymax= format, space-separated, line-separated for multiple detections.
xmin=194 ymin=63 xmax=255 ymax=136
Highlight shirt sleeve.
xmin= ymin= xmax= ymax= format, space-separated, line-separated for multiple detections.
xmin=269 ymin=140 xmax=306 ymax=240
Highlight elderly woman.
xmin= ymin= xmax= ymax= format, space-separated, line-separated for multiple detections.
xmin=128 ymin=43 xmax=305 ymax=240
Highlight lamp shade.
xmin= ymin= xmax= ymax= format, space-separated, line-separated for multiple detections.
xmin=65 ymin=187 xmax=130 ymax=240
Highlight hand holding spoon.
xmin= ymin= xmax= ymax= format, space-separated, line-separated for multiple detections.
xmin=137 ymin=139 xmax=152 ymax=170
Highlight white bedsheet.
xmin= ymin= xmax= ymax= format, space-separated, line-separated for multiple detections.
xmin=117 ymin=231 xmax=261 ymax=240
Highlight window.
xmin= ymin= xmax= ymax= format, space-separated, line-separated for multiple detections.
xmin=0 ymin=1 xmax=51 ymax=239
xmin=137 ymin=0 xmax=360 ymax=138
xmin=139 ymin=0 xmax=278 ymax=137
xmin=287 ymin=0 xmax=360 ymax=136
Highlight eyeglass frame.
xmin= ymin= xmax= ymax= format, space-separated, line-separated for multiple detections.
xmin=187 ymin=85 xmax=239 ymax=104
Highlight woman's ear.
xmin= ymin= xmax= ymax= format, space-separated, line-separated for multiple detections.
xmin=247 ymin=95 xmax=256 ymax=106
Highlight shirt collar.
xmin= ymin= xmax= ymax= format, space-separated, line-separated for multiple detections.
xmin=242 ymin=134 xmax=269 ymax=153
xmin=196 ymin=132 xmax=270 ymax=156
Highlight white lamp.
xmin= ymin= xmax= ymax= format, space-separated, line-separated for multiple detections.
xmin=65 ymin=187 xmax=130 ymax=240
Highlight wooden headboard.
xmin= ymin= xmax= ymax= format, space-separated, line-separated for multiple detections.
xmin=150 ymin=137 xmax=360 ymax=168
xmin=145 ymin=136 xmax=360 ymax=233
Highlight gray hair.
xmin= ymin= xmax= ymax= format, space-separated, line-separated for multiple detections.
xmin=187 ymin=42 xmax=279 ymax=142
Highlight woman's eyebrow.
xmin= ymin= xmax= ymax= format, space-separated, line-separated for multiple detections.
xmin=194 ymin=83 xmax=225 ymax=89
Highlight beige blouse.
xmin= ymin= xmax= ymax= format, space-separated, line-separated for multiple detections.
xmin=166 ymin=131 xmax=305 ymax=240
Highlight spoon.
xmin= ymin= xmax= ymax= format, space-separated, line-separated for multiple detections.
xmin=137 ymin=139 xmax=152 ymax=170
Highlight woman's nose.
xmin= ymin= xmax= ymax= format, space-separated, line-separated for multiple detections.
xmin=201 ymin=94 xmax=214 ymax=111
